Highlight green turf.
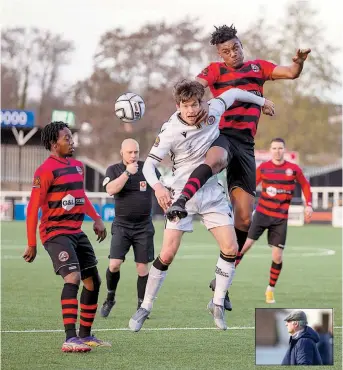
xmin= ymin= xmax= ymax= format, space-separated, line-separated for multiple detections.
xmin=1 ymin=221 xmax=342 ymax=369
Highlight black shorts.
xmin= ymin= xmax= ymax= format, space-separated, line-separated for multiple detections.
xmin=44 ymin=232 xmax=98 ymax=278
xmin=248 ymin=211 xmax=288 ymax=248
xmin=110 ymin=221 xmax=155 ymax=263
xmin=210 ymin=133 xmax=256 ymax=196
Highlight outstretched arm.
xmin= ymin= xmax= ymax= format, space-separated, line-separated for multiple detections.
xmin=212 ymin=88 xmax=274 ymax=117
xmin=272 ymin=49 xmax=311 ymax=80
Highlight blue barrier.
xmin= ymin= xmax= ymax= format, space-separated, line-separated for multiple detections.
xmin=14 ymin=203 xmax=112 ymax=221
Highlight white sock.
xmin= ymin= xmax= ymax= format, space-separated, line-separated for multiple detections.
xmin=267 ymin=285 xmax=275 ymax=292
xmin=141 ymin=265 xmax=167 ymax=311
xmin=213 ymin=256 xmax=235 ymax=306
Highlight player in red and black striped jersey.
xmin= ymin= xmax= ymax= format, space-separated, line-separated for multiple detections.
xmin=167 ymin=24 xmax=310 ymax=310
xmin=22 ymin=122 xmax=111 ymax=352
xmin=238 ymin=138 xmax=312 ymax=304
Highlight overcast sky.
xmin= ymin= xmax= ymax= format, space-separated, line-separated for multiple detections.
xmin=3 ymin=0 xmax=342 ymax=103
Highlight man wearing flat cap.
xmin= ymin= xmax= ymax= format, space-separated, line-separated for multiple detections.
xmin=281 ymin=310 xmax=323 ymax=365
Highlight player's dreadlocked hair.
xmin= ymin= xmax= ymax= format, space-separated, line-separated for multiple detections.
xmin=173 ymin=79 xmax=205 ymax=104
xmin=41 ymin=121 xmax=69 ymax=150
xmin=210 ymin=24 xmax=238 ymax=45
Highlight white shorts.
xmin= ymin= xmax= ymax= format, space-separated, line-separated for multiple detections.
xmin=166 ymin=183 xmax=233 ymax=232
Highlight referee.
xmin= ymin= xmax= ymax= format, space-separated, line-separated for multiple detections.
xmin=100 ymin=138 xmax=160 ymax=317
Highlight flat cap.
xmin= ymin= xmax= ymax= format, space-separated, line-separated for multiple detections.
xmin=284 ymin=310 xmax=308 ymax=324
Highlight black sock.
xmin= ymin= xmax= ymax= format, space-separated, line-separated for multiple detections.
xmin=180 ymin=164 xmax=213 ymax=202
xmin=106 ymin=268 xmax=120 ymax=301
xmin=61 ymin=283 xmax=79 ymax=340
xmin=79 ymin=287 xmax=99 ymax=338
xmin=235 ymin=227 xmax=248 ymax=252
xmin=137 ymin=274 xmax=149 ymax=301
xmin=153 ymin=256 xmax=169 ymax=271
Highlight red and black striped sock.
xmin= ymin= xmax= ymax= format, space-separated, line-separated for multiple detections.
xmin=61 ymin=283 xmax=79 ymax=340
xmin=79 ymin=287 xmax=99 ymax=338
xmin=180 ymin=164 xmax=213 ymax=203
xmin=269 ymin=261 xmax=283 ymax=287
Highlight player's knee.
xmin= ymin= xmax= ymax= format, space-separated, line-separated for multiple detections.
xmin=136 ymin=263 xmax=149 ymax=276
xmin=235 ymin=214 xmax=252 ymax=231
xmin=109 ymin=259 xmax=122 ymax=272
xmin=159 ymin=250 xmax=175 ymax=265
xmin=272 ymin=250 xmax=283 ymax=264
xmin=205 ymin=148 xmax=228 ymax=174
xmin=220 ymin=241 xmax=238 ymax=257
xmin=64 ymin=271 xmax=81 ymax=285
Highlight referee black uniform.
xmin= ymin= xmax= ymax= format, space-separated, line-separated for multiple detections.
xmin=100 ymin=160 xmax=160 ymax=317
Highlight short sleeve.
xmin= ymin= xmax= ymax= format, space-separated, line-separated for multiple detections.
xmin=197 ymin=63 xmax=219 ymax=86
xmin=103 ymin=166 xmax=117 ymax=191
xmin=256 ymin=59 xmax=277 ymax=81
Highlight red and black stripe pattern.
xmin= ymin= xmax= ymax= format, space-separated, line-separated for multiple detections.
xmin=61 ymin=283 xmax=79 ymax=339
xmin=35 ymin=157 xmax=89 ymax=244
xmin=269 ymin=262 xmax=282 ymax=287
xmin=197 ymin=60 xmax=276 ymax=138
xmin=256 ymin=161 xmax=312 ymax=219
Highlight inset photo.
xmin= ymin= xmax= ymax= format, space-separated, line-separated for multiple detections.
xmin=255 ymin=308 xmax=333 ymax=366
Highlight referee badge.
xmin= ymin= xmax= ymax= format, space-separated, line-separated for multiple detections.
xmin=140 ymin=181 xmax=147 ymax=191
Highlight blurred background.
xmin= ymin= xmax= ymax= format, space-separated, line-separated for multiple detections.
xmin=255 ymin=308 xmax=334 ymax=365
xmin=1 ymin=0 xmax=342 ymax=224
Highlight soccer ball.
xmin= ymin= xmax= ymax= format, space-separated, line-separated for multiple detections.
xmin=114 ymin=93 xmax=145 ymax=123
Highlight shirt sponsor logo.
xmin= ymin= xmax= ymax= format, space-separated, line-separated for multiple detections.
xmin=266 ymin=186 xmax=277 ymax=197
xmin=62 ymin=194 xmax=76 ymax=211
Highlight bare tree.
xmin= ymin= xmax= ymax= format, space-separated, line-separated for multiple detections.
xmin=1 ymin=27 xmax=74 ymax=123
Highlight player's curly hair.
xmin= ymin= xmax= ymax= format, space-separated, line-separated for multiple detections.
xmin=173 ymin=79 xmax=205 ymax=104
xmin=41 ymin=121 xmax=69 ymax=150
xmin=210 ymin=24 xmax=238 ymax=45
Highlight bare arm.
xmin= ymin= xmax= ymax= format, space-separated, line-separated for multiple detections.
xmin=195 ymin=76 xmax=208 ymax=88
xmin=272 ymin=49 xmax=311 ymax=80
xmin=105 ymin=172 xmax=130 ymax=196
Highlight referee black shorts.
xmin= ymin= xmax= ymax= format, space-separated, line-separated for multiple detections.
xmin=109 ymin=220 xmax=155 ymax=263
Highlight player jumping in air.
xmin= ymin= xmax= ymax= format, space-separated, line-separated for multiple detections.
xmin=238 ymin=138 xmax=312 ymax=303
xmin=166 ymin=24 xmax=311 ymax=310
xmin=23 ymin=122 xmax=111 ymax=352
xmin=128 ymin=80 xmax=274 ymax=332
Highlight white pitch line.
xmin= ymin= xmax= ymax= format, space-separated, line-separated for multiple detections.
xmin=2 ymin=326 xmax=253 ymax=333
xmin=2 ymin=326 xmax=342 ymax=334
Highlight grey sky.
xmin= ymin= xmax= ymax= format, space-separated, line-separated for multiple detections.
xmin=3 ymin=0 xmax=342 ymax=103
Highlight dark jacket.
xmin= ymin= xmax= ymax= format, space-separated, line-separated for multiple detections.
xmin=317 ymin=332 xmax=333 ymax=365
xmin=281 ymin=326 xmax=323 ymax=365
